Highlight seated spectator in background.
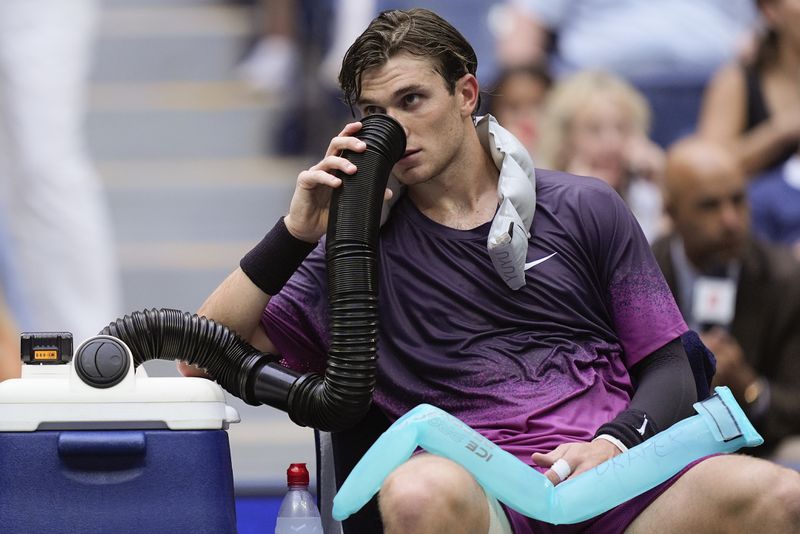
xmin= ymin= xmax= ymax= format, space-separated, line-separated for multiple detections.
xmin=486 ymin=63 xmax=552 ymax=156
xmin=652 ymin=136 xmax=800 ymax=456
xmin=234 ymin=0 xmax=352 ymax=155
xmin=236 ymin=0 xmax=314 ymax=95
xmin=537 ymin=70 xmax=667 ymax=242
xmin=749 ymin=144 xmax=800 ymax=260
xmin=495 ymin=0 xmax=757 ymax=147
xmin=698 ymin=0 xmax=800 ymax=178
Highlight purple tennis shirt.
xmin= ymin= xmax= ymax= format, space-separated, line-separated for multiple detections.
xmin=263 ymin=169 xmax=687 ymax=464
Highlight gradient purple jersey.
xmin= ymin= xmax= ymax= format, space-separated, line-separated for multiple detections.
xmin=263 ymin=169 xmax=687 ymax=464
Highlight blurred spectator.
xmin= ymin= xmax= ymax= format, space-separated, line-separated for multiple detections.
xmin=319 ymin=0 xmax=378 ymax=92
xmin=486 ymin=63 xmax=552 ymax=156
xmin=537 ymin=70 xmax=667 ymax=242
xmin=749 ymin=145 xmax=800 ymax=260
xmin=698 ymin=0 xmax=800 ymax=178
xmin=236 ymin=0 xmax=355 ymax=155
xmin=0 ymin=0 xmax=121 ymax=343
xmin=239 ymin=0 xmax=376 ymax=96
xmin=236 ymin=0 xmax=303 ymax=96
xmin=653 ymin=136 xmax=800 ymax=455
xmin=0 ymin=289 xmax=20 ymax=381
xmin=495 ymin=0 xmax=757 ymax=148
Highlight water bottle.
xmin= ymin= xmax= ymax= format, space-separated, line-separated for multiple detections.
xmin=275 ymin=463 xmax=323 ymax=534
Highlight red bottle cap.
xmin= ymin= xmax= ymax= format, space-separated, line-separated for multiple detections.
xmin=287 ymin=463 xmax=310 ymax=486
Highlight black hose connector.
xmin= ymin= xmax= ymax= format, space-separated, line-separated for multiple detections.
xmin=101 ymin=114 xmax=406 ymax=432
xmin=100 ymin=308 xmax=302 ymax=411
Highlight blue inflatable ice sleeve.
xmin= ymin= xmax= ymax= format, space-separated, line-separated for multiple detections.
xmin=332 ymin=387 xmax=762 ymax=524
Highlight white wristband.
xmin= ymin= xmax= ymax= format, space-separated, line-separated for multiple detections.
xmin=593 ymin=434 xmax=628 ymax=453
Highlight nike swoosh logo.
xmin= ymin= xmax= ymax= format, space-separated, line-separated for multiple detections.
xmin=524 ymin=252 xmax=558 ymax=271
xmin=636 ymin=416 xmax=648 ymax=436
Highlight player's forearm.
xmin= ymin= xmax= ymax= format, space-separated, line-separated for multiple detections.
xmin=595 ymin=337 xmax=697 ymax=448
xmin=197 ymin=266 xmax=272 ymax=345
xmin=199 ymin=217 xmax=317 ymax=344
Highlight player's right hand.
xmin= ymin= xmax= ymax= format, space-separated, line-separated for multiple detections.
xmin=283 ymin=121 xmax=367 ymax=243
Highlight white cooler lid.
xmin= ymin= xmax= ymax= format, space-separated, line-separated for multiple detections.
xmin=0 ymin=364 xmax=241 ymax=432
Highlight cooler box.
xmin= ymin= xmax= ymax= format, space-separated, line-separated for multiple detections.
xmin=0 ymin=335 xmax=242 ymax=534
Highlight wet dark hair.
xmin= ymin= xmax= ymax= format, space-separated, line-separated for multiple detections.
xmin=338 ymin=8 xmax=479 ymax=113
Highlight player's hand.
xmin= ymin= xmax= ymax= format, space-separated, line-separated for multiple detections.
xmin=176 ymin=361 xmax=213 ymax=379
xmin=532 ymin=439 xmax=621 ymax=486
xmin=284 ymin=122 xmax=367 ymax=243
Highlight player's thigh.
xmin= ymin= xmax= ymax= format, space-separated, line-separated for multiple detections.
xmin=626 ymin=454 xmax=797 ymax=533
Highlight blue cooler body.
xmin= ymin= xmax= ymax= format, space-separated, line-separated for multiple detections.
xmin=0 ymin=335 xmax=242 ymax=534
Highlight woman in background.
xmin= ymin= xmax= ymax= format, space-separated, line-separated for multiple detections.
xmin=537 ymin=70 xmax=667 ymax=242
xmin=698 ymin=0 xmax=800 ymax=178
xmin=487 ymin=63 xmax=552 ymax=156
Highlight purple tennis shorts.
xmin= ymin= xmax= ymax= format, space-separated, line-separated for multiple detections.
xmin=502 ymin=456 xmax=714 ymax=534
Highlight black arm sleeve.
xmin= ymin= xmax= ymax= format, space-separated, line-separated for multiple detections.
xmin=594 ymin=337 xmax=697 ymax=448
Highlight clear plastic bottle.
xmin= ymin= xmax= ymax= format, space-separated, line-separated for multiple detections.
xmin=274 ymin=463 xmax=323 ymax=534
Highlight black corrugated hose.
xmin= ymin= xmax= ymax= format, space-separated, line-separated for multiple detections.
xmin=100 ymin=114 xmax=406 ymax=432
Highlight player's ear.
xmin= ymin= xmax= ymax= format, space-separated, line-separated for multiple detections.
xmin=456 ymin=73 xmax=479 ymax=117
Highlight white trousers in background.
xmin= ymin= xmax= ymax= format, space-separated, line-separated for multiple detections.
xmin=0 ymin=0 xmax=121 ymax=345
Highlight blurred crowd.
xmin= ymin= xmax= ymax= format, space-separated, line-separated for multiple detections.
xmin=1 ymin=0 xmax=799 ymax=460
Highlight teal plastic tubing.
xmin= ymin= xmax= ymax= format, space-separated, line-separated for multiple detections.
xmin=332 ymin=387 xmax=763 ymax=524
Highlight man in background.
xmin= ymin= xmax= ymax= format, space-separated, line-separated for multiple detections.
xmin=653 ymin=136 xmax=800 ymax=455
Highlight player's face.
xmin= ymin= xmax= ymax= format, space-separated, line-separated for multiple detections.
xmin=357 ymin=53 xmax=475 ymax=186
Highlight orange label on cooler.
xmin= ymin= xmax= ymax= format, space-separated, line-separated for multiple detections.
xmin=33 ymin=350 xmax=58 ymax=360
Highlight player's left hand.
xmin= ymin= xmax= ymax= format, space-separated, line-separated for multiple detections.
xmin=532 ymin=439 xmax=622 ymax=486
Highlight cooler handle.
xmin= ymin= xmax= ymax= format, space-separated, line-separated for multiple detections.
xmin=57 ymin=431 xmax=146 ymax=457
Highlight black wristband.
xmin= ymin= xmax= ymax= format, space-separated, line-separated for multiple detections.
xmin=240 ymin=217 xmax=317 ymax=295
xmin=594 ymin=408 xmax=659 ymax=450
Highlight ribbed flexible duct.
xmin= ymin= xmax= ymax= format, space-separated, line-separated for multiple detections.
xmin=101 ymin=114 xmax=406 ymax=432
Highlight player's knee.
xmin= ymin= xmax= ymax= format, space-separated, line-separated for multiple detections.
xmin=768 ymin=467 xmax=800 ymax=524
xmin=698 ymin=457 xmax=800 ymax=528
xmin=380 ymin=465 xmax=455 ymax=520
xmin=735 ymin=462 xmax=800 ymax=528
xmin=379 ymin=459 xmax=479 ymax=528
xmin=380 ymin=471 xmax=434 ymax=525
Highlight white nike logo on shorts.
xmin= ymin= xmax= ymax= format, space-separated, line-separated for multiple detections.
xmin=524 ymin=252 xmax=558 ymax=270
